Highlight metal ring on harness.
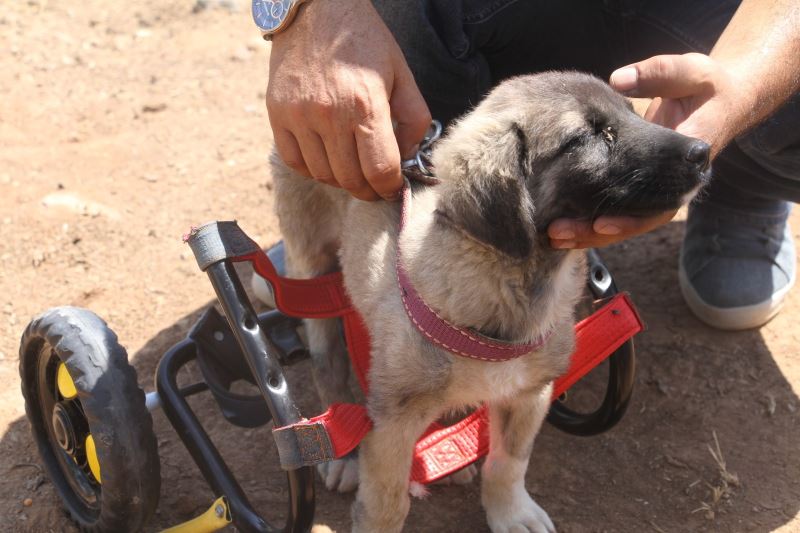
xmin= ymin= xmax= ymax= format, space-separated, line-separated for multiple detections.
xmin=401 ymin=120 xmax=442 ymax=178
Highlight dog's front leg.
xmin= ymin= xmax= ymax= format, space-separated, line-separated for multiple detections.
xmin=352 ymin=409 xmax=436 ymax=533
xmin=281 ymin=239 xmax=361 ymax=492
xmin=482 ymin=384 xmax=556 ymax=533
xmin=306 ymin=317 xmax=362 ymax=492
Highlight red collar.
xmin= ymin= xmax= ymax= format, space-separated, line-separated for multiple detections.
xmin=396 ymin=182 xmax=552 ymax=362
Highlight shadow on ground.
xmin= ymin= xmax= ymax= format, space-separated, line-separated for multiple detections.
xmin=3 ymin=220 xmax=799 ymax=532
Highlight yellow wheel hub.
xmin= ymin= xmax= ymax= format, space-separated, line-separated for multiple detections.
xmin=85 ymin=434 xmax=101 ymax=484
xmin=56 ymin=363 xmax=77 ymax=399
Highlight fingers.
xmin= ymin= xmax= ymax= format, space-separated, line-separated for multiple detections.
xmin=293 ymin=129 xmax=337 ymax=185
xmin=324 ymin=129 xmax=376 ymax=200
xmin=268 ymin=72 xmax=414 ymax=201
xmin=391 ymin=63 xmax=432 ymax=159
xmin=548 ymin=209 xmax=678 ymax=249
xmin=272 ymin=127 xmax=311 ymax=177
xmin=354 ymin=103 xmax=404 ymax=201
xmin=270 ymin=99 xmax=401 ymax=201
xmin=610 ymin=53 xmax=715 ymax=99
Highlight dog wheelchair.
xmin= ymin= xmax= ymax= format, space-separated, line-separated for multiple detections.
xmin=19 ymin=220 xmax=638 ymax=532
xmin=19 ymin=123 xmax=642 ymax=532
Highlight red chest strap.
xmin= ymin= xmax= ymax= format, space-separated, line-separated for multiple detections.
xmin=249 ymin=230 xmax=643 ymax=483
xmin=195 ymin=222 xmax=643 ymax=484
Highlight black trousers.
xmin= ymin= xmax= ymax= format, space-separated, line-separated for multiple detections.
xmin=375 ymin=0 xmax=800 ymax=202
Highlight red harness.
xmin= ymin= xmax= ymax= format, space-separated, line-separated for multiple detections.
xmin=230 ymin=226 xmax=643 ymax=484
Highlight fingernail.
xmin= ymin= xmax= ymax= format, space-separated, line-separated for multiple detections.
xmin=550 ymin=229 xmax=575 ymax=240
xmin=610 ymin=67 xmax=638 ymax=93
xmin=596 ymin=223 xmax=621 ymax=235
xmin=552 ymin=240 xmax=576 ymax=249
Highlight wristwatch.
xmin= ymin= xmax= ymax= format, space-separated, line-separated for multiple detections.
xmin=252 ymin=0 xmax=310 ymax=40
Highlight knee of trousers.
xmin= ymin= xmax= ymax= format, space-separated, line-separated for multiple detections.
xmin=735 ymin=92 xmax=800 ymax=183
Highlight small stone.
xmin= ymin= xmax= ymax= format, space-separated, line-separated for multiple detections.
xmin=22 ymin=498 xmax=32 ymax=507
xmin=142 ymin=103 xmax=167 ymax=113
xmin=32 ymin=251 xmax=46 ymax=267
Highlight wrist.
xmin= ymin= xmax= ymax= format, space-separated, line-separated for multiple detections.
xmin=255 ymin=0 xmax=340 ymax=43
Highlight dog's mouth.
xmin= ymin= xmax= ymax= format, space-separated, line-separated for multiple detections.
xmin=595 ymin=164 xmax=711 ymax=218
xmin=543 ymin=165 xmax=711 ymax=227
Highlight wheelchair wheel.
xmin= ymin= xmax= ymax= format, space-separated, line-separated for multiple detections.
xmin=19 ymin=307 xmax=160 ymax=532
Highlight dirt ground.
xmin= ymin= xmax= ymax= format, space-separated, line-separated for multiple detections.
xmin=2 ymin=1 xmax=800 ymax=532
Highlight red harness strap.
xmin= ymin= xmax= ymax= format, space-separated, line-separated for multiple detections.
xmin=238 ymin=246 xmax=643 ymax=484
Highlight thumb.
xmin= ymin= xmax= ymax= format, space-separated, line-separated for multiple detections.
xmin=390 ymin=63 xmax=432 ymax=159
xmin=610 ymin=53 xmax=714 ymax=99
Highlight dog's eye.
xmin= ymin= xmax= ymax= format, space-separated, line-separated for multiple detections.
xmin=601 ymin=126 xmax=616 ymax=144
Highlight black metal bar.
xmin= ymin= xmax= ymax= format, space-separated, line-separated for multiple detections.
xmin=546 ymin=249 xmax=636 ymax=435
xmin=179 ymin=382 xmax=209 ymax=398
xmin=155 ymin=340 xmax=278 ymax=533
xmin=204 ymin=259 xmax=315 ymax=532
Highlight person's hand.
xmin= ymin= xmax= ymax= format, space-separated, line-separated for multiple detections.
xmin=548 ymin=209 xmax=679 ymax=250
xmin=609 ymin=53 xmax=741 ymax=157
xmin=267 ymin=0 xmax=431 ymax=201
xmin=548 ymin=53 xmax=739 ymax=250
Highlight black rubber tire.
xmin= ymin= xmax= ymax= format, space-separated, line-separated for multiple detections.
xmin=19 ymin=307 xmax=160 ymax=532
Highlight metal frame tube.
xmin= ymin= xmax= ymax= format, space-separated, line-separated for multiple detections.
xmin=546 ymin=249 xmax=636 ymax=435
xmin=156 ymin=340 xmax=274 ymax=532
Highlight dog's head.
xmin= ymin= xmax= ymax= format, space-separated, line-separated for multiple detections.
xmin=432 ymin=71 xmax=711 ymax=259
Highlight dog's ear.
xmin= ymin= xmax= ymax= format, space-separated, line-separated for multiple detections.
xmin=435 ymin=123 xmax=536 ymax=259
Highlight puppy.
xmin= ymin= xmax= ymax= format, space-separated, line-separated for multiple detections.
xmin=266 ymin=72 xmax=710 ymax=532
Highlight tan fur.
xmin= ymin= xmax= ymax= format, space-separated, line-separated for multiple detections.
xmin=271 ymin=145 xmax=578 ymax=533
xmin=268 ymin=72 xmax=708 ymax=532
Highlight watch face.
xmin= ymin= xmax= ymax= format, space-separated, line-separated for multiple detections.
xmin=252 ymin=0 xmax=295 ymax=32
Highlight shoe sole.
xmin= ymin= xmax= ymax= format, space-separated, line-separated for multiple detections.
xmin=678 ymin=261 xmax=796 ymax=331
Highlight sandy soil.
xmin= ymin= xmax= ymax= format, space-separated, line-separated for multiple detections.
xmin=2 ymin=1 xmax=800 ymax=532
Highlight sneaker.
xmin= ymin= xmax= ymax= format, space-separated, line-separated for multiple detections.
xmin=679 ymin=198 xmax=796 ymax=330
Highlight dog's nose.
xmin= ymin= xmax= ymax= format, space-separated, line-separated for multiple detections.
xmin=685 ymin=141 xmax=710 ymax=170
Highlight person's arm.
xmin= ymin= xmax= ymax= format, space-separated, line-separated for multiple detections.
xmin=548 ymin=0 xmax=800 ymax=249
xmin=266 ymin=0 xmax=431 ymax=201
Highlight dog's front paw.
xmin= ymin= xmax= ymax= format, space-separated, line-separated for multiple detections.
xmin=316 ymin=456 xmax=359 ymax=493
xmin=484 ymin=488 xmax=555 ymax=533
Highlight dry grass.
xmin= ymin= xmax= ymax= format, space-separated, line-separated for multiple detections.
xmin=691 ymin=431 xmax=740 ymax=520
